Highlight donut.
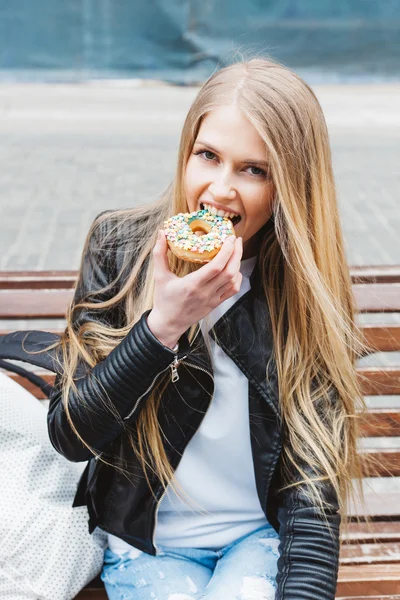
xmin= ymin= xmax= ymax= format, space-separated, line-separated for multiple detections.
xmin=163 ymin=208 xmax=236 ymax=263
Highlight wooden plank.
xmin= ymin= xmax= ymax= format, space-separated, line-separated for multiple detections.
xmin=350 ymin=266 xmax=400 ymax=284
xmin=0 ymin=289 xmax=72 ymax=318
xmin=359 ymin=409 xmax=400 ymax=437
xmin=0 ymin=271 xmax=76 ymax=290
xmin=337 ymin=564 xmax=400 ymax=596
xmin=342 ymin=521 xmax=400 ymax=543
xmin=361 ymin=449 xmax=400 ymax=477
xmin=0 ymin=274 xmax=399 ymax=315
xmin=350 ymin=265 xmax=400 ymax=284
xmin=362 ymin=324 xmax=400 ymax=353
xmin=348 ymin=491 xmax=400 ymax=518
xmin=74 ymin=576 xmax=105 ymax=600
xmin=353 ymin=283 xmax=400 ymax=313
xmin=336 ymin=597 xmax=400 ymax=600
xmin=340 ymin=541 xmax=400 ymax=564
xmin=358 ymin=367 xmax=400 ymax=396
xmin=0 ymin=265 xmax=398 ymax=290
xmin=0 ymin=272 xmax=74 ymax=292
xmin=74 ymin=590 xmax=106 ymax=600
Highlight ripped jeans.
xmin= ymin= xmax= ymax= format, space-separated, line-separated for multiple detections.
xmin=100 ymin=524 xmax=280 ymax=600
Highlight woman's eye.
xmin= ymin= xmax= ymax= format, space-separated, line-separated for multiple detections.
xmin=201 ymin=150 xmax=216 ymax=161
xmin=248 ymin=166 xmax=266 ymax=177
xmin=194 ymin=150 xmax=268 ymax=178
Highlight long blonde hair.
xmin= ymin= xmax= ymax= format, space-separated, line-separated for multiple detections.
xmin=52 ymin=57 xmax=371 ymax=538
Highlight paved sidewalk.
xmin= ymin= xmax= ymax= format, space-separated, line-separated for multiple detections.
xmin=0 ymin=82 xmax=399 ymax=270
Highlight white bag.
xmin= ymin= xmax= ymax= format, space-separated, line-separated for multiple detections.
xmin=0 ymin=371 xmax=107 ymax=600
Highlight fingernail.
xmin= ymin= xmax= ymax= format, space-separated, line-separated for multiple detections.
xmin=158 ymin=229 xmax=163 ymax=239
xmin=229 ymin=236 xmax=236 ymax=244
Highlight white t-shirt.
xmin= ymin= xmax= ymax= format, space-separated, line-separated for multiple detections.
xmin=108 ymin=255 xmax=269 ymax=555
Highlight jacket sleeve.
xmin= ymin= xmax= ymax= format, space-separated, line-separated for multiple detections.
xmin=47 ymin=212 xmax=190 ymax=463
xmin=274 ymin=390 xmax=341 ymax=600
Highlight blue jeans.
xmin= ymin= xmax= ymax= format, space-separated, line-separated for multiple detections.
xmin=101 ymin=524 xmax=280 ymax=600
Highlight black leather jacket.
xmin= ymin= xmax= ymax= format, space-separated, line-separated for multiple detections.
xmin=1 ymin=213 xmax=341 ymax=599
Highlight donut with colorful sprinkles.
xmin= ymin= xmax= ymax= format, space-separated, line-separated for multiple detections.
xmin=163 ymin=208 xmax=236 ymax=263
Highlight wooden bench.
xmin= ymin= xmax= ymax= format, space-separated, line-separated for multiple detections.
xmin=1 ymin=266 xmax=400 ymax=600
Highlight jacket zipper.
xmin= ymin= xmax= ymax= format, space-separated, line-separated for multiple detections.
xmin=152 ymin=360 xmax=214 ymax=554
xmin=123 ymin=352 xmax=186 ymax=421
xmin=123 ymin=323 xmax=203 ymax=422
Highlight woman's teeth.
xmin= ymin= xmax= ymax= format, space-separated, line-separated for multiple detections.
xmin=200 ymin=202 xmax=241 ymax=225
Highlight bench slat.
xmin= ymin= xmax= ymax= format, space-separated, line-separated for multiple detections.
xmin=350 ymin=265 xmax=400 ymax=284
xmin=0 ymin=290 xmax=72 ymax=319
xmin=361 ymin=449 xmax=400 ymax=477
xmin=0 ymin=266 xmax=399 ymax=289
xmin=337 ymin=564 xmax=400 ymax=597
xmin=0 ymin=271 xmax=76 ymax=290
xmin=358 ymin=367 xmax=400 ymax=396
xmin=2 ymin=284 xmax=400 ymax=319
xmin=336 ymin=597 xmax=400 ymax=600
xmin=342 ymin=521 xmax=400 ymax=542
xmin=359 ymin=409 xmax=400 ymax=437
xmin=353 ymin=283 xmax=400 ymax=313
xmin=74 ymin=590 xmax=106 ymax=600
xmin=340 ymin=542 xmax=400 ymax=564
xmin=362 ymin=324 xmax=400 ymax=353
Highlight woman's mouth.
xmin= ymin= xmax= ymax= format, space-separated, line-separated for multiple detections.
xmin=200 ymin=202 xmax=242 ymax=226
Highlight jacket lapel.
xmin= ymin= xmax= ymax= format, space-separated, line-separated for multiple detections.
xmin=210 ymin=266 xmax=280 ymax=419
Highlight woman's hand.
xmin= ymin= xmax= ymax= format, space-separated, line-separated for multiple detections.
xmin=147 ymin=229 xmax=243 ymax=349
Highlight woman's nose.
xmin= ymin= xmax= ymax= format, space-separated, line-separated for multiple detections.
xmin=209 ymin=175 xmax=236 ymax=200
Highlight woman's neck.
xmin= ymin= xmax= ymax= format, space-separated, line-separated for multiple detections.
xmin=241 ymin=230 xmax=262 ymax=260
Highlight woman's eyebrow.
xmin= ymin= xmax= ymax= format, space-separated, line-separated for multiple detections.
xmin=194 ymin=139 xmax=269 ymax=167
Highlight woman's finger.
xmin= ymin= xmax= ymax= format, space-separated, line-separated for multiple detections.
xmin=152 ymin=230 xmax=171 ymax=280
xmin=187 ymin=235 xmax=237 ymax=287
xmin=216 ymin=271 xmax=243 ymax=301
xmin=208 ymin=236 xmax=243 ymax=293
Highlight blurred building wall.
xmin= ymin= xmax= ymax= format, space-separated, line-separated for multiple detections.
xmin=0 ymin=0 xmax=399 ymax=82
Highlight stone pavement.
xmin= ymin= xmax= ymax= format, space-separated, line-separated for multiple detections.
xmin=0 ymin=82 xmax=399 ymax=270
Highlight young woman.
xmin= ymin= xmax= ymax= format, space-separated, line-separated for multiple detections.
xmin=46 ymin=57 xmax=367 ymax=599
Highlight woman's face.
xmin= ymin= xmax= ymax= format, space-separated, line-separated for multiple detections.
xmin=184 ymin=104 xmax=275 ymax=259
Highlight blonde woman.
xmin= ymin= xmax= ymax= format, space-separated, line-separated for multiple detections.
xmin=45 ymin=58 xmax=367 ymax=599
